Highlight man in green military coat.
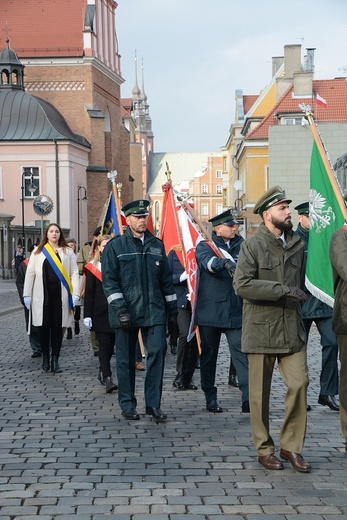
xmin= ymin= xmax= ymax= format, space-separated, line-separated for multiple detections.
xmin=234 ymin=186 xmax=311 ymax=473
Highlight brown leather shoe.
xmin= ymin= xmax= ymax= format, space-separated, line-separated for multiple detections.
xmin=258 ymin=453 xmax=284 ymax=470
xmin=135 ymin=361 xmax=145 ymax=371
xmin=280 ymin=449 xmax=311 ymax=473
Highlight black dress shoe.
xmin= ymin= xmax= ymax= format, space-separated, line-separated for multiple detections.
xmin=145 ymin=406 xmax=167 ymax=422
xmin=74 ymin=321 xmax=80 ymax=335
xmin=122 ymin=408 xmax=140 ymax=420
xmin=31 ymin=351 xmax=42 ymax=358
xmin=307 ymin=404 xmax=312 ymax=411
xmin=173 ymin=373 xmax=183 ymax=389
xmin=51 ymin=356 xmax=62 ymax=373
xmin=241 ymin=400 xmax=250 ymax=413
xmin=318 ymin=394 xmax=339 ymax=411
xmin=66 ymin=328 xmax=72 ymax=340
xmin=183 ymin=382 xmax=198 ymax=390
xmin=170 ymin=344 xmax=177 ymax=355
xmin=206 ymin=400 xmax=223 ymax=413
xmin=228 ymin=374 xmax=239 ymax=387
xmin=98 ymin=368 xmax=106 ymax=386
xmin=42 ymin=354 xmax=50 ymax=372
xmin=104 ymin=376 xmax=118 ymax=393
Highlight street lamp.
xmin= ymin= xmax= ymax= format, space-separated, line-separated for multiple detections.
xmin=21 ymin=169 xmax=36 ymax=255
xmin=77 ymin=186 xmax=88 ymax=250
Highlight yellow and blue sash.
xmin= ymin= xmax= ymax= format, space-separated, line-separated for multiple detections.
xmin=42 ymin=243 xmax=74 ymax=311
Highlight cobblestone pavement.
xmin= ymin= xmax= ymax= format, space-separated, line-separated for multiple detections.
xmin=0 ymin=280 xmax=346 ymax=519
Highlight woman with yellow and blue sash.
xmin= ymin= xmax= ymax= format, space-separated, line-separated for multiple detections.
xmin=23 ymin=223 xmax=80 ymax=373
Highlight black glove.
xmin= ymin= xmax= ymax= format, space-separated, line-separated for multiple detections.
xmin=285 ymin=287 xmax=308 ymax=302
xmin=223 ymin=258 xmax=237 ymax=275
xmin=118 ymin=311 xmax=133 ymax=331
xmin=167 ymin=313 xmax=178 ymax=336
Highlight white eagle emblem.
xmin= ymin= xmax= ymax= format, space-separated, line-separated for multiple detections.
xmin=309 ymin=189 xmax=336 ymax=233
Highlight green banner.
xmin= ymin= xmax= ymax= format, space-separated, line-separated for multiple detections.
xmin=306 ymin=141 xmax=345 ymax=306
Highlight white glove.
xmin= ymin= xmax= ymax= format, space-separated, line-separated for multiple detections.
xmin=84 ymin=317 xmax=92 ymax=329
xmin=24 ymin=296 xmax=31 ymax=310
xmin=72 ymin=295 xmax=80 ymax=306
xmin=179 ymin=271 xmax=188 ymax=282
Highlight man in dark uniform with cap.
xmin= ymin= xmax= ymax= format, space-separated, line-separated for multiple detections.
xmin=234 ymin=186 xmax=311 ymax=473
xmin=195 ymin=208 xmax=249 ymax=414
xmin=102 ymin=199 xmax=178 ymax=422
xmin=295 ymin=202 xmax=339 ymax=411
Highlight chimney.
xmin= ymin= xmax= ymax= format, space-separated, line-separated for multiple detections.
xmin=272 ymin=56 xmax=284 ymax=76
xmin=284 ymin=44 xmax=302 ymax=77
xmin=304 ymin=48 xmax=316 ymax=72
xmin=235 ymin=89 xmax=244 ymax=123
xmin=293 ymin=70 xmax=313 ymax=97
xmin=276 ymin=44 xmax=302 ymax=101
xmin=293 ymin=48 xmax=315 ymax=97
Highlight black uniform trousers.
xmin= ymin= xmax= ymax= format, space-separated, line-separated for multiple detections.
xmin=304 ymin=317 xmax=338 ymax=396
xmin=176 ymin=308 xmax=198 ymax=385
xmin=199 ymin=326 xmax=249 ymax=403
xmin=95 ymin=331 xmax=115 ymax=379
xmin=115 ymin=324 xmax=167 ymax=412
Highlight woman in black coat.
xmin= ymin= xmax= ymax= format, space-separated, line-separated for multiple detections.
xmin=83 ymin=235 xmax=117 ymax=393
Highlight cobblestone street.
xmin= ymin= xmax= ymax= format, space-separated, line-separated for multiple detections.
xmin=0 ymin=280 xmax=346 ymax=519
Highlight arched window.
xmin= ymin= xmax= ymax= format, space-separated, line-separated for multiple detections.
xmin=1 ymin=69 xmax=9 ymax=84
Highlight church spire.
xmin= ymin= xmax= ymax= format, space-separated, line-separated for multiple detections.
xmin=141 ymin=58 xmax=147 ymax=104
xmin=132 ymin=50 xmax=141 ymax=99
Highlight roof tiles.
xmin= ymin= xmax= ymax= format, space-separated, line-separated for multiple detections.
xmin=247 ymin=78 xmax=347 ymax=139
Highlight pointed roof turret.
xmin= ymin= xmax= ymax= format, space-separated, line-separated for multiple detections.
xmin=0 ymin=39 xmax=25 ymax=91
xmin=141 ymin=59 xmax=148 ymax=104
xmin=132 ymin=51 xmax=141 ymax=99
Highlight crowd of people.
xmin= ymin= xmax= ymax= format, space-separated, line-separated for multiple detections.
xmin=15 ymin=187 xmax=347 ymax=473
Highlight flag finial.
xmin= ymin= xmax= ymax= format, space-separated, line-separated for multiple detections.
xmin=165 ymin=162 xmax=171 ymax=182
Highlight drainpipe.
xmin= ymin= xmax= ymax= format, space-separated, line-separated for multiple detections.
xmin=54 ymin=140 xmax=60 ymax=223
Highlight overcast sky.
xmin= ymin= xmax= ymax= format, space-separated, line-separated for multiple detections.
xmin=116 ymin=0 xmax=347 ymax=153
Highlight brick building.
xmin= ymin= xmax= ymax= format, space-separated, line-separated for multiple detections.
xmin=2 ymin=0 xmax=132 ymax=240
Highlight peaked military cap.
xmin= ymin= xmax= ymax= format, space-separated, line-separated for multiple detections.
xmin=208 ymin=208 xmax=237 ymax=227
xmin=253 ymin=185 xmax=292 ymax=217
xmin=122 ymin=199 xmax=150 ymax=217
xmin=294 ymin=202 xmax=309 ymax=215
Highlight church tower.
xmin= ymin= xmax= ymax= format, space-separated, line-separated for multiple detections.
xmin=131 ymin=54 xmax=154 ymax=197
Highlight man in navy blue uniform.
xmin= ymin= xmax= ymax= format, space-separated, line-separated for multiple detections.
xmin=295 ymin=201 xmax=339 ymax=411
xmin=102 ymin=199 xmax=178 ymax=422
xmin=195 ymin=209 xmax=249 ymax=413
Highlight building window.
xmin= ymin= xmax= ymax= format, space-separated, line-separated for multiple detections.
xmin=0 ymin=166 xmax=3 ymax=198
xmin=216 ymin=170 xmax=222 ymax=178
xmin=216 ymin=184 xmax=222 ymax=194
xmin=201 ymin=184 xmax=208 ymax=194
xmin=22 ymin=167 xmax=40 ymax=198
xmin=201 ymin=203 xmax=208 ymax=216
xmin=216 ymin=204 xmax=223 ymax=215
xmin=282 ymin=117 xmax=302 ymax=125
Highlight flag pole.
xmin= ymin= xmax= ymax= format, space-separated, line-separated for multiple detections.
xmin=107 ymin=170 xmax=124 ymax=234
xmin=300 ymin=104 xmax=347 ymax=220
